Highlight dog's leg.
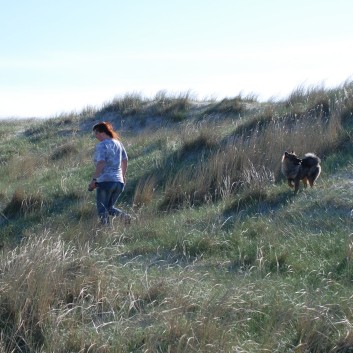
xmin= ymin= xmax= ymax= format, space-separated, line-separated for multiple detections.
xmin=288 ymin=179 xmax=294 ymax=188
xmin=308 ymin=166 xmax=321 ymax=187
xmin=302 ymin=177 xmax=308 ymax=188
xmin=294 ymin=179 xmax=300 ymax=193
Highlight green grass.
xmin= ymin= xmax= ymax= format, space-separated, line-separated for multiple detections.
xmin=1 ymin=81 xmax=353 ymax=352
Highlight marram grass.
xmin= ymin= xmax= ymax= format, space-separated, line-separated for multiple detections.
xmin=1 ymin=83 xmax=353 ymax=352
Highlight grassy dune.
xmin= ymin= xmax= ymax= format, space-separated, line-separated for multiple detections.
xmin=1 ymin=83 xmax=353 ymax=352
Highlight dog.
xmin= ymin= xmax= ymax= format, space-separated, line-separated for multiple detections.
xmin=281 ymin=151 xmax=321 ymax=193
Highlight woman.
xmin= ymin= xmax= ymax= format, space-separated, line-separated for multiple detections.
xmin=89 ymin=121 xmax=130 ymax=225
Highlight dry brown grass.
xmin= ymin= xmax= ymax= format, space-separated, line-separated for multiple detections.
xmin=133 ymin=174 xmax=158 ymax=207
xmin=6 ymin=154 xmax=46 ymax=181
xmin=158 ymin=102 xmax=343 ymax=210
xmin=50 ymin=142 xmax=79 ymax=161
xmin=3 ymin=189 xmax=44 ymax=218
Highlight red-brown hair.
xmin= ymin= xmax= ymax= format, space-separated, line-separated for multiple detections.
xmin=93 ymin=122 xmax=120 ymax=140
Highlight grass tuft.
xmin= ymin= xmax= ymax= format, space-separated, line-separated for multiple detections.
xmin=50 ymin=142 xmax=79 ymax=160
xmin=152 ymin=90 xmax=193 ymax=121
xmin=3 ymin=189 xmax=44 ymax=218
xmin=101 ymin=92 xmax=146 ymax=116
xmin=206 ymin=96 xmax=244 ymax=115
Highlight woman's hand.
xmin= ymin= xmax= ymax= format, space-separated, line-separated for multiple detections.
xmin=88 ymin=180 xmax=97 ymax=191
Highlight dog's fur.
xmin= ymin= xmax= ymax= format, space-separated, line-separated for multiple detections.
xmin=281 ymin=151 xmax=321 ymax=192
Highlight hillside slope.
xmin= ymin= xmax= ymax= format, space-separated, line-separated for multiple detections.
xmin=1 ymin=86 xmax=353 ymax=352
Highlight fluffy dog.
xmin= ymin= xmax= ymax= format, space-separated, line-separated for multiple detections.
xmin=281 ymin=151 xmax=321 ymax=193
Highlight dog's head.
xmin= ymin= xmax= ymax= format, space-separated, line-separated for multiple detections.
xmin=282 ymin=151 xmax=302 ymax=165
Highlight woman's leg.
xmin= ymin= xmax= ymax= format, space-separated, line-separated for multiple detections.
xmin=96 ymin=183 xmax=110 ymax=224
xmin=107 ymin=182 xmax=125 ymax=216
xmin=97 ymin=182 xmax=128 ymax=224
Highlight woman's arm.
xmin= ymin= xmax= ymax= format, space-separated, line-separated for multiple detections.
xmin=88 ymin=160 xmax=106 ymax=190
xmin=93 ymin=160 xmax=106 ymax=179
xmin=121 ymin=158 xmax=128 ymax=183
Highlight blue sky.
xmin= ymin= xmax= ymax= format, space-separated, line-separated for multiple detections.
xmin=1 ymin=0 xmax=352 ymax=118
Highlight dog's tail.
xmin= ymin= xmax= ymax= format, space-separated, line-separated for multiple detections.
xmin=301 ymin=153 xmax=321 ymax=168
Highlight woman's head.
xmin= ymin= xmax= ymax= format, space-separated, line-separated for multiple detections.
xmin=93 ymin=122 xmax=119 ymax=140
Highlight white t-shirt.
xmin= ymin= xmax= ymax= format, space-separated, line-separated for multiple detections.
xmin=94 ymin=139 xmax=128 ymax=183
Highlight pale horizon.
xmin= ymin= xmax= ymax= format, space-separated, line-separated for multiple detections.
xmin=1 ymin=0 xmax=353 ymax=119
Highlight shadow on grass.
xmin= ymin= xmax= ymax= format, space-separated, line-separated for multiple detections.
xmin=221 ymin=188 xmax=297 ymax=230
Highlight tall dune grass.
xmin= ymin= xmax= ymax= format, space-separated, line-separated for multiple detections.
xmin=156 ymin=91 xmax=345 ymax=210
xmin=1 ymin=216 xmax=353 ymax=352
xmin=1 ymin=82 xmax=353 ymax=352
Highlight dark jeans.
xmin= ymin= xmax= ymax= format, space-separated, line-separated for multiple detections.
xmin=96 ymin=181 xmax=125 ymax=224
